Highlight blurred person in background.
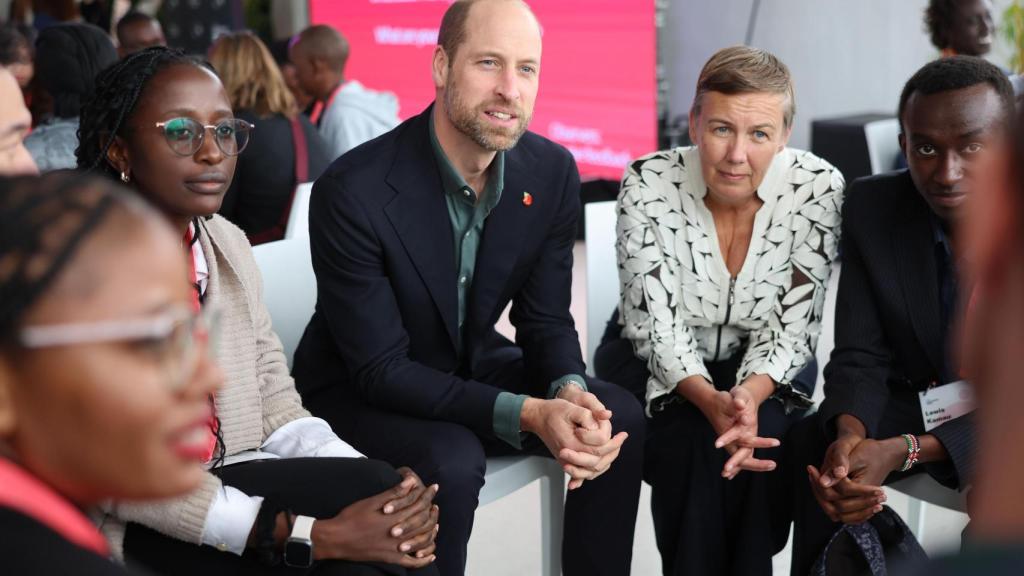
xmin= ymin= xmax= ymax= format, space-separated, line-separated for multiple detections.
xmin=1 ymin=22 xmax=50 ymax=126
xmin=0 ymin=23 xmax=33 ymax=93
xmin=289 ymin=24 xmax=400 ymax=161
xmin=25 ymin=22 xmax=116 ymax=171
xmin=925 ymin=0 xmax=995 ymax=58
xmin=0 ymin=68 xmax=37 ymax=175
xmin=272 ymin=36 xmax=314 ymax=115
xmin=0 ymin=172 xmax=220 ymax=574
xmin=894 ymin=1 xmax=1007 ymax=171
xmin=210 ymin=30 xmax=329 ymax=244
xmin=115 ymin=10 xmax=165 ymax=57
xmin=30 ymin=0 xmax=80 ymax=29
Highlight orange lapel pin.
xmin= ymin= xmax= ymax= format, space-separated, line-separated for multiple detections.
xmin=522 ymin=191 xmax=533 ymax=206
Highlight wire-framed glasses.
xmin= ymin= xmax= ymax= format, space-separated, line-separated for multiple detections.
xmin=155 ymin=117 xmax=254 ymax=157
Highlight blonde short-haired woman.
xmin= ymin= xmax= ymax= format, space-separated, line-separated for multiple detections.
xmin=595 ymin=45 xmax=845 ymax=575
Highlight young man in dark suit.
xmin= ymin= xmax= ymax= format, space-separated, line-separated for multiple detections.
xmin=788 ymin=56 xmax=1015 ymax=575
xmin=291 ymin=1 xmax=644 ymax=574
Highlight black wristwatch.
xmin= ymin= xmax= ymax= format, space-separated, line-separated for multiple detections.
xmin=284 ymin=515 xmax=315 ymax=568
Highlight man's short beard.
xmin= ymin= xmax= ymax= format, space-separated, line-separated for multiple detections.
xmin=444 ymin=77 xmax=530 ymax=152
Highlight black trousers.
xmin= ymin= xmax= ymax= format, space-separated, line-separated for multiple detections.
xmin=787 ymin=390 xmax=959 ymax=576
xmin=125 ymin=457 xmax=440 ymax=576
xmin=305 ymin=355 xmax=646 ymax=576
xmin=594 ymin=331 xmax=811 ymax=576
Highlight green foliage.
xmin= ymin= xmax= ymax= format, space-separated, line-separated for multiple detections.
xmin=1003 ymin=0 xmax=1024 ymax=73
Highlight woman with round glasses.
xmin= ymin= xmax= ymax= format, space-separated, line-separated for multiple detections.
xmin=0 ymin=172 xmax=220 ymax=573
xmin=77 ymin=47 xmax=440 ymax=576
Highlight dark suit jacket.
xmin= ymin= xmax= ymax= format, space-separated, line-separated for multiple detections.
xmin=818 ymin=170 xmax=973 ymax=488
xmin=292 ymin=106 xmax=586 ymax=438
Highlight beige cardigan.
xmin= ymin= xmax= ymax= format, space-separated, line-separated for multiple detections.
xmin=100 ymin=215 xmax=309 ymax=558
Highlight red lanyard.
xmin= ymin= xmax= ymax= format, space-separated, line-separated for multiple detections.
xmin=310 ymin=81 xmax=347 ymax=126
xmin=184 ymin=227 xmax=201 ymax=312
xmin=0 ymin=459 xmax=110 ymax=556
xmin=185 ymin=225 xmax=219 ymax=463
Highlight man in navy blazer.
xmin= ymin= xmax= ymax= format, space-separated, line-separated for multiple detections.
xmin=292 ymin=1 xmax=643 ymax=574
xmin=787 ymin=57 xmax=1015 ymax=575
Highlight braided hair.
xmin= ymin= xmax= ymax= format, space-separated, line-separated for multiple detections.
xmin=0 ymin=173 xmax=143 ymax=346
xmin=76 ymin=46 xmax=214 ymax=180
xmin=77 ymin=47 xmax=228 ymax=466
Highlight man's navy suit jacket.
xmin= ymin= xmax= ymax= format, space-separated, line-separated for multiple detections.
xmin=817 ymin=170 xmax=973 ymax=487
xmin=292 ymin=106 xmax=587 ymax=439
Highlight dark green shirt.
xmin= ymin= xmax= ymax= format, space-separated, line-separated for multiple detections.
xmin=428 ymin=114 xmax=585 ymax=448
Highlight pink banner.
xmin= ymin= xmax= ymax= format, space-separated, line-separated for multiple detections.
xmin=309 ymin=0 xmax=657 ymax=180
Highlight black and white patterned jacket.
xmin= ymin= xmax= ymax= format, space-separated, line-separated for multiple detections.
xmin=615 ymin=146 xmax=844 ymax=413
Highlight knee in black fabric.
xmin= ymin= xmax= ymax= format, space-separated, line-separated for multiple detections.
xmin=361 ymin=458 xmax=404 ymax=493
xmin=419 ymin=425 xmax=486 ymax=499
xmin=592 ymin=338 xmax=649 ymax=405
xmin=296 ymin=457 xmax=404 ymax=499
xmin=786 ymin=412 xmax=828 ymax=468
xmin=757 ymin=396 xmax=802 ymax=439
xmin=591 ymin=378 xmax=646 ymax=439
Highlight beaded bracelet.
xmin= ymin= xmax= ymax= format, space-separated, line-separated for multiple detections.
xmin=899 ymin=433 xmax=920 ymax=472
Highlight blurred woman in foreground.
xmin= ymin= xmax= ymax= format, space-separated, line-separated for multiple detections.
xmin=0 ymin=172 xmax=221 ymax=573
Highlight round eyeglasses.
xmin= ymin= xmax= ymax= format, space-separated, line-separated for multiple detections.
xmin=155 ymin=117 xmax=254 ymax=157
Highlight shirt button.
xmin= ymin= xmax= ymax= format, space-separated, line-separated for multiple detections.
xmin=462 ymin=189 xmax=472 ymax=198
xmin=459 ymin=275 xmax=468 ymax=285
xmin=464 ymin=230 xmax=472 ymax=238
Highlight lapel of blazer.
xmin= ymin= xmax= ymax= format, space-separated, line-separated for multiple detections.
xmin=467 ymin=147 xmax=540 ymax=336
xmin=892 ymin=178 xmax=944 ymax=378
xmin=383 ymin=110 xmax=459 ymax=348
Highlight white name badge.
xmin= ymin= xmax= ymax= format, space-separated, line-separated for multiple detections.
xmin=919 ymin=380 xmax=976 ymax=432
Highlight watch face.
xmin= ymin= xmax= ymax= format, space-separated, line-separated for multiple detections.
xmin=284 ymin=539 xmax=313 ymax=568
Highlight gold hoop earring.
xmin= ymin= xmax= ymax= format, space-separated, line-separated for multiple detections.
xmin=120 ymin=171 xmax=130 ymax=183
